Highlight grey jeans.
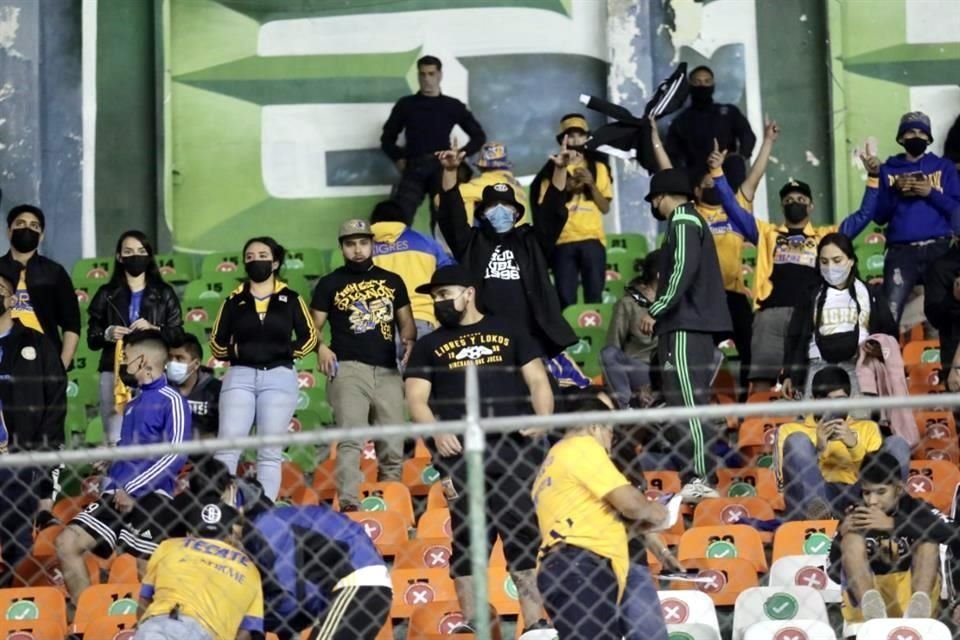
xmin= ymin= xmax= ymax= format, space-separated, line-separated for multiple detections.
xmin=135 ymin=615 xmax=213 ymax=640
xmin=99 ymin=372 xmax=123 ymax=445
xmin=600 ymin=346 xmax=652 ymax=409
xmin=215 ymin=365 xmax=298 ymax=501
xmin=803 ymin=358 xmax=861 ymax=398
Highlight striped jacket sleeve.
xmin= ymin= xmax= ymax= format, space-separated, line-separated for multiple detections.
xmin=209 ymin=297 xmax=231 ymax=359
xmin=291 ymin=293 xmax=319 ymax=358
xmin=648 ymin=212 xmax=703 ymax=318
xmin=123 ymin=388 xmax=189 ymax=496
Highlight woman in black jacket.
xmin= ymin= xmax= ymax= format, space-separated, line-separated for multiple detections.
xmin=87 ymin=231 xmax=183 ymax=444
xmin=783 ymin=233 xmax=896 ymax=398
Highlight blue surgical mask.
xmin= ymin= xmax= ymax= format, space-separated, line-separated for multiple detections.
xmin=484 ymin=204 xmax=516 ymax=234
xmin=165 ymin=361 xmax=193 ymax=385
xmin=820 ymin=263 xmax=852 ymax=288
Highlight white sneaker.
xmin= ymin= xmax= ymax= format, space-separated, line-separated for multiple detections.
xmin=905 ymin=591 xmax=932 ymax=618
xmin=860 ymin=588 xmax=888 ymax=620
xmin=680 ymin=479 xmax=720 ymax=504
xmin=517 ymin=619 xmax=559 ymax=640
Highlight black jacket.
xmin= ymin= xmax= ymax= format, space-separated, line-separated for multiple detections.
xmin=437 ymin=184 xmax=577 ymax=357
xmin=210 ymin=282 xmax=318 ymax=369
xmin=785 ymin=280 xmax=897 ymax=384
xmin=649 ymin=204 xmax=732 ymax=335
xmin=0 ymin=252 xmax=81 ymax=354
xmin=0 ymin=320 xmax=66 ymax=450
xmin=666 ymin=102 xmax=756 ymax=170
xmin=87 ymin=281 xmax=184 ymax=372
xmin=184 ymin=367 xmax=221 ymax=437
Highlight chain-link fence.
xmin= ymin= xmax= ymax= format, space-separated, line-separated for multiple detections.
xmin=0 ymin=367 xmax=959 ymax=640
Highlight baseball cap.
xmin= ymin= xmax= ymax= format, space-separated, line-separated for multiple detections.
xmin=338 ymin=219 xmax=374 ymax=241
xmin=897 ymin=111 xmax=933 ymax=142
xmin=556 ymin=113 xmax=590 ymax=143
xmin=479 ymin=183 xmax=525 ymax=216
xmin=188 ymin=501 xmax=240 ymax=538
xmin=779 ymin=179 xmax=812 ymax=201
xmin=645 ymin=168 xmax=694 ymax=202
xmin=415 ymin=265 xmax=478 ymax=295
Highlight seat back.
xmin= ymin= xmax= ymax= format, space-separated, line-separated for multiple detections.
xmin=402 ymin=458 xmax=441 ymax=497
xmin=772 ymin=521 xmax=838 ymax=561
xmin=390 ymin=569 xmax=458 ymax=618
xmin=406 ymin=600 xmax=467 ymax=639
xmin=678 ymin=525 xmax=768 ymax=572
xmin=855 ymin=618 xmax=951 ymax=640
xmin=425 ymin=482 xmax=447 ymax=511
xmin=768 ymin=555 xmax=841 ymax=604
xmin=915 ymin=411 xmax=957 ymax=441
xmin=561 ymin=303 xmax=614 ymax=331
xmin=693 ymin=497 xmax=776 ymax=528
xmin=359 ymin=481 xmax=415 ymax=526
xmin=907 ymin=460 xmax=960 ymax=512
xmin=913 ymin=437 xmax=959 ymax=465
xmin=416 ymin=509 xmax=453 ymax=540
xmin=743 ymin=619 xmax=836 ymax=640
xmin=657 ymin=590 xmax=720 ymax=633
xmin=106 ymin=555 xmax=139 ymax=584
xmin=732 ymin=586 xmax=829 ymax=640
xmin=0 ymin=619 xmax=69 ymax=640
xmin=665 ymin=558 xmax=758 ymax=606
xmin=902 ymin=339 xmax=940 ymax=368
xmin=78 ymin=613 xmax=138 ymax=640
xmin=0 ymin=587 xmax=66 ymax=634
xmin=663 ymin=623 xmax=721 ymax=640
xmin=394 ymin=539 xmax=452 ymax=571
xmin=345 ymin=511 xmax=408 ymax=557
xmin=72 ymin=583 xmax=140 ymax=633
xmin=644 ymin=470 xmax=682 ymax=496
xmin=717 ymin=467 xmax=783 ymax=510
xmin=486 ymin=567 xmax=520 ymax=615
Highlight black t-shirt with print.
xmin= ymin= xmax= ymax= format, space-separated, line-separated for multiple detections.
xmin=761 ymin=230 xmax=822 ymax=310
xmin=404 ymin=315 xmax=541 ymax=420
xmin=480 ymin=240 xmax=544 ymax=354
xmin=311 ymin=265 xmax=410 ymax=369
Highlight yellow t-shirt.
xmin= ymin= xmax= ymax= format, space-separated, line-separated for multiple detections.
xmin=540 ymin=160 xmax=614 ymax=246
xmin=449 ymin=170 xmax=530 ymax=226
xmin=11 ymin=271 xmax=42 ymax=333
xmin=140 ymin=537 xmax=264 ymax=639
xmin=533 ymin=435 xmax=631 ymax=597
xmin=695 ymin=189 xmax=752 ymax=295
xmin=775 ymin=416 xmax=883 ymax=487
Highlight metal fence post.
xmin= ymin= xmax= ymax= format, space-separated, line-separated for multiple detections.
xmin=464 ymin=364 xmax=491 ymax=639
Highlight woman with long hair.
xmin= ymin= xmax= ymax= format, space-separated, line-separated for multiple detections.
xmin=783 ymin=233 xmax=897 ymax=398
xmin=210 ymin=236 xmax=317 ymax=500
xmin=87 ymin=231 xmax=183 ymax=443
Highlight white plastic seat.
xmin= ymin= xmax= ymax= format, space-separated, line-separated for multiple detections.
xmin=744 ymin=619 xmax=837 ymax=640
xmin=666 ymin=622 xmax=722 ymax=640
xmin=768 ymin=555 xmax=842 ymax=603
xmin=732 ymin=586 xmax=829 ymax=640
xmin=657 ymin=590 xmax=720 ymax=635
xmin=855 ymin=618 xmax=951 ymax=640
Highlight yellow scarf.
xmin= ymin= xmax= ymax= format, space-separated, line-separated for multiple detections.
xmin=113 ymin=336 xmax=132 ymax=414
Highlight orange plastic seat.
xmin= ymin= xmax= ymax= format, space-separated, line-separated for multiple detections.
xmin=51 ymin=496 xmax=94 ymax=523
xmin=912 ymin=437 xmax=960 ymax=465
xmin=902 ymin=339 xmax=940 ymax=368
xmin=290 ymin=486 xmax=320 ymax=506
xmin=394 ymin=538 xmax=453 ymax=571
xmin=278 ymin=461 xmax=307 ymax=500
xmin=416 ymin=509 xmax=453 ymax=540
xmin=907 ymin=460 xmax=960 ymax=512
xmin=414 ymin=438 xmax=432 ymax=459
xmin=489 ymin=537 xmax=506 ymax=568
xmin=106 ymin=554 xmax=139 ymax=584
xmin=390 ymin=569 xmax=457 ymax=618
xmin=771 ymin=520 xmax=838 ymax=562
xmin=402 ymin=458 xmax=441 ymax=497
xmin=10 ymin=554 xmax=99 ymax=594
xmin=72 ymin=583 xmax=139 ymax=633
xmin=716 ymin=467 xmax=783 ymax=510
xmin=426 ymin=483 xmax=448 ymax=511
xmin=31 ymin=526 xmax=62 ymax=558
xmin=406 ymin=600 xmax=469 ymax=638
xmin=358 ymin=482 xmax=415 ymax=527
xmin=81 ymin=614 xmax=137 ymax=640
xmin=908 ymin=380 xmax=940 ymax=396
xmin=643 ymin=470 xmax=682 ymax=497
xmin=908 ymin=363 xmax=942 ymax=388
xmin=737 ymin=417 xmax=791 ymax=465
xmin=916 ymin=411 xmax=958 ymax=441
xmin=0 ymin=619 xmax=69 ymax=639
xmin=746 ymin=391 xmax=785 ymax=404
xmin=345 ymin=511 xmax=408 ymax=557
xmin=312 ymin=451 xmax=377 ymax=500
xmin=678 ymin=524 xmax=768 ymax=572
xmin=664 ymin=557 xmax=758 ymax=606
xmin=692 ymin=498 xmax=776 ymax=542
xmin=0 ymin=587 xmax=67 ymax=634
xmin=487 ymin=567 xmax=520 ymax=615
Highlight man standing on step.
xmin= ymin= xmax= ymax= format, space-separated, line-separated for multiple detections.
xmin=641 ymin=168 xmax=731 ymax=503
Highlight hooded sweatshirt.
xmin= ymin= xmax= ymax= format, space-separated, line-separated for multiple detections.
xmin=875 ymin=152 xmax=960 ymax=244
xmin=371 ymin=222 xmax=454 ymax=326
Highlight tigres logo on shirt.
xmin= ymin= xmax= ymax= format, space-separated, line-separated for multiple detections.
xmin=772 ymin=235 xmax=818 ymax=268
xmin=332 ymin=280 xmax=397 ymax=339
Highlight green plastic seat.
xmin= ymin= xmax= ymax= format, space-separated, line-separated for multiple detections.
xmin=604 ymin=252 xmax=644 ymax=282
xmin=67 ymin=370 xmax=100 ymax=409
xmin=606 ymin=233 xmax=649 ymax=257
xmin=284 ymin=445 xmax=317 ymax=473
xmin=200 ymin=253 xmax=243 ymax=278
xmin=562 ymin=303 xmax=615 ymax=331
xmin=283 ymin=248 xmax=327 ymax=280
xmin=856 ymin=245 xmax=885 ymax=280
xmin=155 ymin=253 xmax=196 ymax=284
xmin=296 ymin=387 xmax=328 ymax=413
xmin=85 ymin=415 xmax=104 ymax=446
xmin=568 ymin=327 xmax=606 ymax=378
xmin=183 ymin=278 xmax=237 ymax=305
xmin=71 ymin=257 xmax=113 ymax=284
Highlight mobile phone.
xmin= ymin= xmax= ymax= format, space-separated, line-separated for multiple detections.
xmin=820 ymin=412 xmax=845 ymax=424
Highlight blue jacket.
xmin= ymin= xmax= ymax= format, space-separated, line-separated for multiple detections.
xmin=244 ymin=504 xmax=385 ymax=629
xmin=105 ymin=376 xmax=190 ymax=497
xmin=875 ymin=152 xmax=960 ymax=243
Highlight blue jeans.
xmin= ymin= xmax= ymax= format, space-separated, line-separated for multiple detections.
xmin=538 ymin=545 xmax=621 ymax=640
xmin=781 ymin=432 xmax=911 ymax=519
xmin=553 ymin=239 xmax=606 ymax=308
xmin=135 ymin=615 xmax=213 ymax=640
xmin=620 ymin=564 xmax=669 ymax=640
xmin=883 ymin=238 xmax=952 ymax=324
xmin=600 ymin=346 xmax=652 ymax=409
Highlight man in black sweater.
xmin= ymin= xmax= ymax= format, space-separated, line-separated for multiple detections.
xmin=666 ymin=65 xmax=756 ymax=171
xmin=642 ymin=168 xmax=731 ymax=503
xmin=381 ymin=55 xmax=486 ymax=225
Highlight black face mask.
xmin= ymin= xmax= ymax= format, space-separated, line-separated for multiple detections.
xmin=121 ymin=355 xmax=144 ymax=389
xmin=434 ymin=299 xmax=465 ymax=329
xmin=902 ymin=137 xmax=929 ymax=157
xmin=783 ymin=202 xmax=808 ymax=224
xmin=345 ymin=258 xmax=374 ymax=274
xmin=700 ymin=187 xmax=722 ymax=206
xmin=244 ymin=260 xmax=274 ymax=283
xmin=10 ymin=228 xmax=40 ymax=253
xmin=651 ymin=202 xmax=667 ymax=222
xmin=690 ymin=85 xmax=714 ymax=107
xmin=122 ymin=255 xmax=151 ymax=278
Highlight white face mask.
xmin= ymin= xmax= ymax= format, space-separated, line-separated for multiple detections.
xmin=820 ymin=262 xmax=852 ymax=287
xmin=165 ymin=361 xmax=194 ymax=384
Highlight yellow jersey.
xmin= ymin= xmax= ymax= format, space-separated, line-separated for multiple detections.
xmin=11 ymin=270 xmax=42 ymax=333
xmin=140 ymin=537 xmax=264 ymax=639
xmin=447 ymin=170 xmax=530 ymax=226
xmin=695 ymin=188 xmax=752 ymax=295
xmin=540 ymin=160 xmax=614 ymax=246
xmin=775 ymin=416 xmax=882 ymax=487
xmin=533 ymin=435 xmax=631 ymax=597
